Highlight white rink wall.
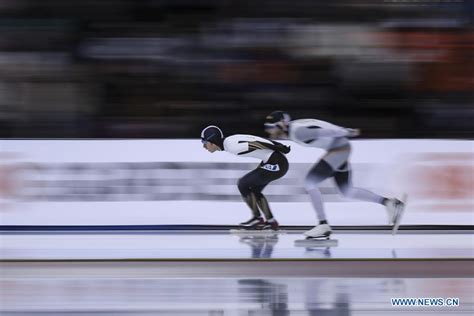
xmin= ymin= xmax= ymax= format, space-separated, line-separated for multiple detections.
xmin=0 ymin=139 xmax=473 ymax=226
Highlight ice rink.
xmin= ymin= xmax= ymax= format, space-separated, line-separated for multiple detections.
xmin=0 ymin=230 xmax=473 ymax=261
xmin=1 ymin=229 xmax=473 ymax=315
xmin=1 ymin=276 xmax=473 ymax=316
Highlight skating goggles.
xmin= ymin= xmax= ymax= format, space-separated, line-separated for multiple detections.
xmin=264 ymin=122 xmax=278 ymax=128
xmin=264 ymin=122 xmax=285 ymax=130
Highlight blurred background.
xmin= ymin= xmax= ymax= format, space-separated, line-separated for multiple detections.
xmin=0 ymin=0 xmax=472 ymax=139
xmin=1 ymin=3 xmax=473 ymax=316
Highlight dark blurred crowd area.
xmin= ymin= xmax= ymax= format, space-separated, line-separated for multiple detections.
xmin=0 ymin=0 xmax=472 ymax=139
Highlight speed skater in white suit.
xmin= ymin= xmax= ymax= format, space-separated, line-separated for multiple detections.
xmin=263 ymin=111 xmax=405 ymax=239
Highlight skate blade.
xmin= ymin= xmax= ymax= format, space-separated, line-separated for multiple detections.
xmin=230 ymin=229 xmax=286 ymax=236
xmin=295 ymin=238 xmax=338 ymax=247
xmin=392 ymin=193 xmax=408 ymax=235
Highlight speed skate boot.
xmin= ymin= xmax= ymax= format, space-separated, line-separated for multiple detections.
xmin=385 ymin=198 xmax=405 ymax=225
xmin=385 ymin=197 xmax=406 ymax=235
xmin=261 ymin=218 xmax=279 ymax=231
xmin=239 ymin=217 xmax=264 ymax=229
xmin=304 ymin=224 xmax=332 ymax=240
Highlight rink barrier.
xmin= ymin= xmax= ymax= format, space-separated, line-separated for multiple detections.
xmin=1 ymin=139 xmax=472 ymax=226
xmin=0 ymin=224 xmax=472 ymax=233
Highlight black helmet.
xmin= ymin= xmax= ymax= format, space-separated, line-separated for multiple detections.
xmin=201 ymin=125 xmax=224 ymax=149
xmin=264 ymin=111 xmax=291 ymax=130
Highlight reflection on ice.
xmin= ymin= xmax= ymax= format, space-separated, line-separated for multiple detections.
xmin=238 ymin=235 xmax=280 ymax=258
xmin=1 ymin=232 xmax=472 ymax=260
xmin=1 ymin=277 xmax=472 ymax=315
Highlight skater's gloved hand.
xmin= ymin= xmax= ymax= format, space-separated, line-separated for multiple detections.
xmin=346 ymin=128 xmax=360 ymax=137
xmin=265 ymin=140 xmax=291 ymax=154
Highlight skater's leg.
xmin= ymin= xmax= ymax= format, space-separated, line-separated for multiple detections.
xmin=253 ymin=152 xmax=289 ymax=223
xmin=334 ymin=163 xmax=387 ymax=205
xmin=238 ymin=171 xmax=262 ymax=219
xmin=238 ymin=152 xmax=288 ymax=227
xmin=244 ymin=193 xmax=260 ymax=218
xmin=334 ymin=163 xmax=407 ymax=228
xmin=334 ymin=163 xmax=405 ymax=227
xmin=254 ymin=190 xmax=274 ymax=221
xmin=304 ymin=160 xmax=334 ymax=223
xmin=307 ymin=188 xmax=326 ymax=222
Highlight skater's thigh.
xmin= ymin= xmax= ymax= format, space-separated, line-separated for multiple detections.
xmin=260 ymin=152 xmax=289 ymax=181
xmin=259 ymin=165 xmax=287 ymax=183
xmin=252 ymin=184 xmax=267 ymax=195
xmin=247 ymin=168 xmax=282 ymax=193
xmin=238 ymin=168 xmax=262 ymax=189
xmin=334 ymin=162 xmax=352 ymax=189
xmin=253 ymin=168 xmax=280 ymax=188
xmin=305 ymin=159 xmax=334 ymax=188
xmin=240 ymin=156 xmax=287 ymax=192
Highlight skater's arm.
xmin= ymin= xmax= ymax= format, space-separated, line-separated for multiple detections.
xmin=294 ymin=125 xmax=359 ymax=141
xmin=226 ymin=135 xmax=291 ymax=155
xmin=248 ymin=140 xmax=291 ymax=154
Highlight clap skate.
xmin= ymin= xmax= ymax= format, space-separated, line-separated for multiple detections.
xmin=386 ymin=194 xmax=407 ymax=235
xmin=230 ymin=218 xmax=286 ymax=236
xmin=294 ymin=224 xmax=338 ymax=247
